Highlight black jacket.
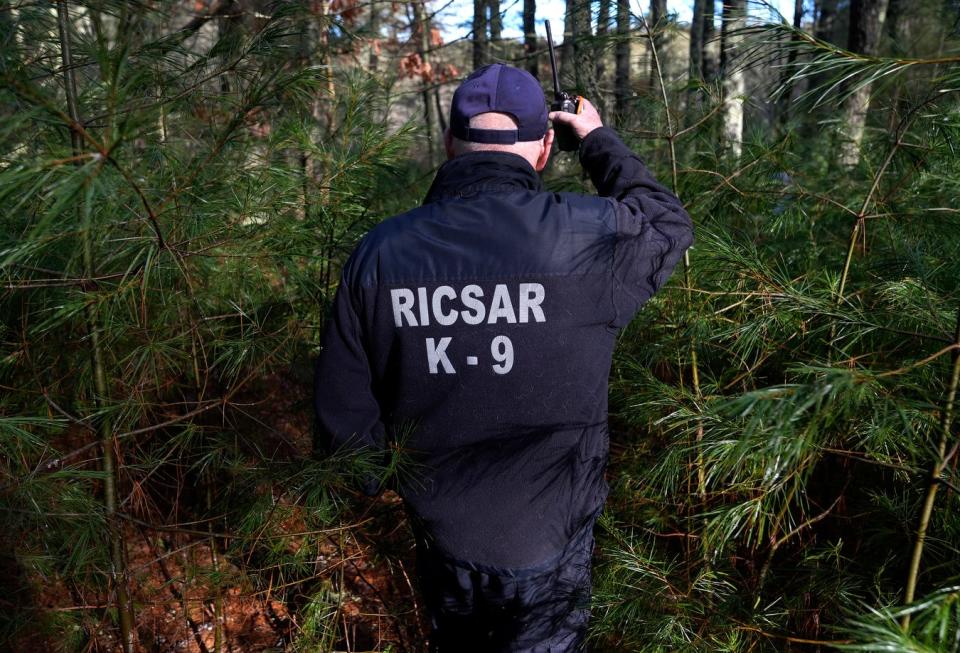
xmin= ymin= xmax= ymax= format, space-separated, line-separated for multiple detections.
xmin=314 ymin=127 xmax=693 ymax=572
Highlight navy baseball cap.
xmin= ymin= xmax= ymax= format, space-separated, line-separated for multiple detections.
xmin=449 ymin=63 xmax=548 ymax=144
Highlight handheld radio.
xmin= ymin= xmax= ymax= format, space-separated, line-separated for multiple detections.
xmin=545 ymin=20 xmax=582 ymax=152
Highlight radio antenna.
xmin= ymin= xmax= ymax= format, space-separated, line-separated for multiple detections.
xmin=545 ymin=20 xmax=562 ymax=102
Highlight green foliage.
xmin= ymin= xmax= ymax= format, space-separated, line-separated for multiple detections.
xmin=0 ymin=1 xmax=413 ymax=648
xmin=584 ymin=8 xmax=960 ymax=651
xmin=2 ymin=0 xmax=960 ymax=650
xmin=838 ymin=587 xmax=960 ymax=652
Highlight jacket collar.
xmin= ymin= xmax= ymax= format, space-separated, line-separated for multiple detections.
xmin=423 ymin=151 xmax=542 ymax=204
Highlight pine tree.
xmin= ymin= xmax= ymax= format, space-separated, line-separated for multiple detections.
xmin=0 ymin=2 xmax=412 ymax=648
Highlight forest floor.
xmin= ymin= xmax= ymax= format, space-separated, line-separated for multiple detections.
xmin=12 ymin=371 xmax=427 ymax=653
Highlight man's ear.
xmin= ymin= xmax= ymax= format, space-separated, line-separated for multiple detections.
xmin=444 ymin=129 xmax=455 ymax=160
xmin=535 ymin=129 xmax=554 ymax=171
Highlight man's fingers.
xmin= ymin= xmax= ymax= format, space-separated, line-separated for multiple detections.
xmin=549 ymin=98 xmax=603 ymax=141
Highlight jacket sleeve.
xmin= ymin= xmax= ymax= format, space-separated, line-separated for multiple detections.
xmin=579 ymin=127 xmax=694 ymax=327
xmin=313 ymin=267 xmax=387 ymax=495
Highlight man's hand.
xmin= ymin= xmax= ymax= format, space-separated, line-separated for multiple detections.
xmin=548 ymin=98 xmax=603 ymax=142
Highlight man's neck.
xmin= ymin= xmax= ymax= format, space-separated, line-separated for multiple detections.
xmin=423 ymin=151 xmax=542 ymax=204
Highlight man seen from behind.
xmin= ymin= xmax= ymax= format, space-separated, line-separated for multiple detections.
xmin=314 ymin=63 xmax=694 ymax=652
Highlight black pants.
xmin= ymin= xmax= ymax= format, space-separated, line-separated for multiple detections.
xmin=414 ymin=524 xmax=595 ymax=653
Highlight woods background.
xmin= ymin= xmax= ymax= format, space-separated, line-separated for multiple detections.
xmin=2 ymin=0 xmax=960 ymax=651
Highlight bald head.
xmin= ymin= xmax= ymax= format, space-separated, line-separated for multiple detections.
xmin=444 ymin=112 xmax=554 ymax=171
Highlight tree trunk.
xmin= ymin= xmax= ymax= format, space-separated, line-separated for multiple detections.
xmin=776 ymin=0 xmax=805 ymax=129
xmin=523 ymin=0 xmax=537 ymax=76
xmin=414 ymin=0 xmax=438 ymax=164
xmin=369 ymin=0 xmax=379 ymax=70
xmin=595 ymin=0 xmax=610 ymax=101
xmin=702 ymin=0 xmax=716 ymax=80
xmin=838 ymin=0 xmax=889 ymax=167
xmin=614 ymin=0 xmax=630 ymax=126
xmin=809 ymin=0 xmax=840 ymax=123
xmin=721 ymin=0 xmax=747 ymax=159
xmin=686 ymin=0 xmax=706 ymax=117
xmin=884 ymin=0 xmax=912 ymax=131
xmin=473 ymin=0 xmax=488 ymax=69
xmin=56 ymin=3 xmax=136 ymax=652
xmin=573 ymin=0 xmax=594 ymax=90
xmin=488 ymin=0 xmax=501 ymax=60
xmin=489 ymin=0 xmax=501 ymax=41
xmin=649 ymin=0 xmax=667 ymax=29
xmin=317 ymin=0 xmax=336 ymax=126
xmin=689 ymin=0 xmax=706 ymax=82
xmin=597 ymin=0 xmax=610 ymax=35
xmin=434 ymin=85 xmax=447 ymax=133
xmin=0 ymin=2 xmax=21 ymax=85
xmin=814 ymin=0 xmax=839 ymax=44
xmin=562 ymin=0 xmax=574 ymax=80
xmin=886 ymin=0 xmax=912 ymax=54
xmin=791 ymin=0 xmax=804 ymax=48
xmin=649 ymin=0 xmax=668 ymax=93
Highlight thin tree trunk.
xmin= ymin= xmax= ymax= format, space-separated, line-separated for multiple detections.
xmin=721 ymin=0 xmax=746 ymax=158
xmin=614 ymin=0 xmax=630 ymax=126
xmin=562 ymin=0 xmax=574 ymax=81
xmin=838 ymin=0 xmax=889 ymax=167
xmin=789 ymin=1 xmax=804 ymax=62
xmin=434 ymin=87 xmax=447 ymax=133
xmin=414 ymin=0 xmax=438 ymax=164
xmin=473 ymin=0 xmax=488 ymax=69
xmin=487 ymin=0 xmax=501 ymax=61
xmin=702 ymin=0 xmax=716 ymax=80
xmin=639 ymin=5 xmax=708 ymax=585
xmin=776 ymin=0 xmax=805 ymax=130
xmin=814 ymin=0 xmax=839 ymax=44
xmin=56 ymin=3 xmax=135 ymax=652
xmin=689 ymin=0 xmax=705 ymax=82
xmin=596 ymin=0 xmax=610 ymax=103
xmin=884 ymin=0 xmax=912 ymax=132
xmin=806 ymin=0 xmax=839 ymax=136
xmin=523 ymin=0 xmax=538 ymax=76
xmin=687 ymin=0 xmax=706 ymax=118
xmin=886 ymin=0 xmax=911 ymax=50
xmin=317 ymin=0 xmax=336 ymax=127
xmin=0 ymin=2 xmax=22 ymax=112
xmin=649 ymin=0 xmax=667 ymax=92
xmin=369 ymin=0 xmax=379 ymax=70
xmin=597 ymin=0 xmax=610 ymax=35
xmin=902 ymin=308 xmax=960 ymax=627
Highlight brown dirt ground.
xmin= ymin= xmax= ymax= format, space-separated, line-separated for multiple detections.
xmin=9 ymin=371 xmax=427 ymax=652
